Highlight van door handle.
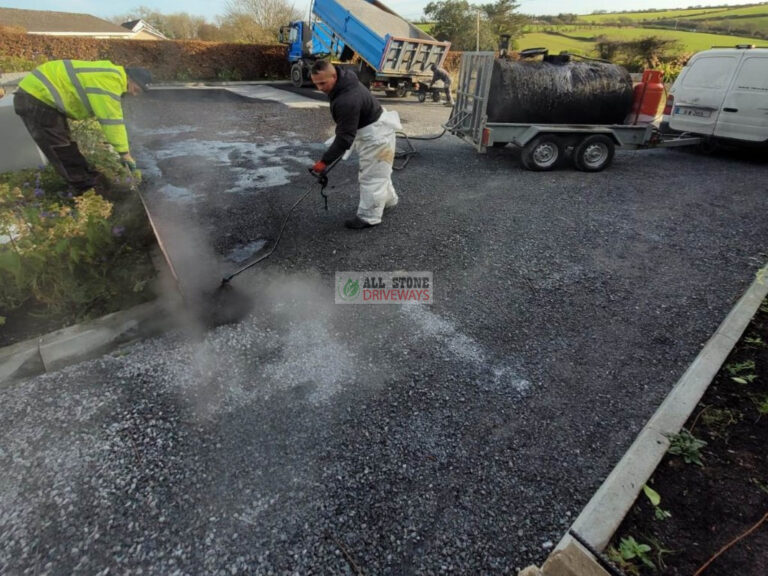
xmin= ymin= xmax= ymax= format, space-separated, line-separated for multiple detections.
xmin=722 ymin=107 xmax=738 ymax=112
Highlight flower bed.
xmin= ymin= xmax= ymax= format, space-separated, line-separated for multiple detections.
xmin=0 ymin=119 xmax=156 ymax=346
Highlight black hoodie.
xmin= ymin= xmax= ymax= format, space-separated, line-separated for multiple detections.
xmin=321 ymin=66 xmax=383 ymax=164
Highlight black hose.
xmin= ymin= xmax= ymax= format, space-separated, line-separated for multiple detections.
xmin=220 ymin=184 xmax=315 ymax=284
xmin=220 ymin=125 xmax=443 ymax=282
xmin=394 ymin=127 xmax=448 ymax=170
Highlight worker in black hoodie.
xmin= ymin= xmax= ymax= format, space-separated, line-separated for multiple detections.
xmin=310 ymin=60 xmax=400 ymax=229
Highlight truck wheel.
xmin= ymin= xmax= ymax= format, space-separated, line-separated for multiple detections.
xmin=431 ymin=91 xmax=441 ymax=102
xmin=573 ymin=135 xmax=615 ymax=172
xmin=417 ymin=92 xmax=426 ymax=103
xmin=291 ymin=64 xmax=305 ymax=88
xmin=521 ymin=135 xmax=562 ymax=171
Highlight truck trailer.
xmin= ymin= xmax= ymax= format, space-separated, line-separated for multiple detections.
xmin=279 ymin=0 xmax=450 ymax=96
xmin=448 ymin=47 xmax=768 ymax=171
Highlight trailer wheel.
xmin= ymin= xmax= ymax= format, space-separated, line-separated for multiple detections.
xmin=521 ymin=135 xmax=562 ymax=171
xmin=417 ymin=92 xmax=427 ymax=103
xmin=573 ymin=135 xmax=615 ymax=172
xmin=431 ymin=91 xmax=441 ymax=102
xmin=291 ymin=63 xmax=305 ymax=88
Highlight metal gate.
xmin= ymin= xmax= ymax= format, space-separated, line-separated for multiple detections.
xmin=446 ymin=52 xmax=494 ymax=151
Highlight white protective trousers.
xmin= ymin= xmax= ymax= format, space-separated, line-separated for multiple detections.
xmin=352 ymin=109 xmax=401 ymax=224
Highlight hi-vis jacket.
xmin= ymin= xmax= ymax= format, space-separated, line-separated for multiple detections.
xmin=18 ymin=60 xmax=131 ymax=153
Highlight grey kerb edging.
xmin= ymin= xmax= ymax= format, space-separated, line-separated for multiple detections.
xmin=554 ymin=266 xmax=768 ymax=560
xmin=0 ymin=299 xmax=172 ymax=385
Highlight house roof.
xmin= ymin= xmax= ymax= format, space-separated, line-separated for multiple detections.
xmin=121 ymin=19 xmax=167 ymax=40
xmin=0 ymin=7 xmax=132 ymax=36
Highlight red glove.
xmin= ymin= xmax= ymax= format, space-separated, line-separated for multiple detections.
xmin=312 ymin=160 xmax=327 ymax=174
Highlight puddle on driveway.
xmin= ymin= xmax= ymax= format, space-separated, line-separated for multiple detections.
xmin=135 ymin=131 xmax=321 ymax=203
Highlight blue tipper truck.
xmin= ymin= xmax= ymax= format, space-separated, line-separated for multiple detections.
xmin=279 ymin=0 xmax=450 ymax=96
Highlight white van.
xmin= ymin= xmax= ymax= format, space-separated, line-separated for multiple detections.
xmin=665 ymin=46 xmax=768 ymax=143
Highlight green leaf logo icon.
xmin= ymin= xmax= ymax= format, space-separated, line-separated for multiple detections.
xmin=342 ymin=278 xmax=360 ymax=300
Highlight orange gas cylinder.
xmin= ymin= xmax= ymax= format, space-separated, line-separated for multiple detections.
xmin=626 ymin=70 xmax=666 ymax=125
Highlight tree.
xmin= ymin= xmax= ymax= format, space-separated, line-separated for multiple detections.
xmin=423 ymin=0 xmax=499 ymax=51
xmin=480 ymin=0 xmax=526 ymax=39
xmin=556 ymin=13 xmax=578 ymax=24
xmin=216 ymin=13 xmax=275 ymax=43
xmin=110 ymin=7 xmax=207 ymax=39
xmin=224 ymin=0 xmax=302 ymax=40
xmin=163 ymin=13 xmax=207 ymax=39
xmin=198 ymin=23 xmax=225 ymax=42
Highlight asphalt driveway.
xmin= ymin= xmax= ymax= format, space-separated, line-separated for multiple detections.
xmin=2 ymin=86 xmax=768 ymax=575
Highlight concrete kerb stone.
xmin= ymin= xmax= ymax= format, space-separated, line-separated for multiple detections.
xmin=0 ymin=298 xmax=175 ymax=387
xmin=519 ymin=268 xmax=768 ymax=575
xmin=0 ymin=338 xmax=44 ymax=383
xmin=520 ymin=542 xmax=612 ymax=576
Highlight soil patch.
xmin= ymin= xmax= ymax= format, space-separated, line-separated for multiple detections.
xmin=610 ymin=297 xmax=768 ymax=575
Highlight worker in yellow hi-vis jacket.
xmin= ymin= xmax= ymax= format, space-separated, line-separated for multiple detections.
xmin=13 ymin=60 xmax=151 ymax=194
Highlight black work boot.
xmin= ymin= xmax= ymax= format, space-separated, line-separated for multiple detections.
xmin=344 ymin=216 xmax=376 ymax=229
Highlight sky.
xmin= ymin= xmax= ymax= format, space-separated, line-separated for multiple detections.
xmin=1 ymin=0 xmax=760 ymax=23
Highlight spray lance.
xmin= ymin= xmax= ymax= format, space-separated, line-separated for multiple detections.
xmin=219 ymin=156 xmax=342 ymax=286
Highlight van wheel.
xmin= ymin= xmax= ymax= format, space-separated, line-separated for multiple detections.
xmin=290 ymin=64 xmax=305 ymax=88
xmin=573 ymin=135 xmax=615 ymax=172
xmin=521 ymin=135 xmax=563 ymax=171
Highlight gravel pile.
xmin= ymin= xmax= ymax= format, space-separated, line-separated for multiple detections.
xmin=334 ymin=0 xmax=431 ymax=40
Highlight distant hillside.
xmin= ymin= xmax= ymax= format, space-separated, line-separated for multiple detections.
xmin=572 ymin=2 xmax=768 ymax=38
xmin=518 ymin=26 xmax=765 ymax=57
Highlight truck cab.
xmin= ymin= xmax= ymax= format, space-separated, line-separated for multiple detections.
xmin=665 ymin=46 xmax=768 ymax=143
xmin=278 ymin=22 xmax=309 ymax=63
xmin=279 ymin=20 xmax=353 ymax=87
xmin=279 ymin=0 xmax=449 ymax=93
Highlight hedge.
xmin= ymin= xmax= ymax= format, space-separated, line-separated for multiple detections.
xmin=0 ymin=31 xmax=463 ymax=80
xmin=0 ymin=31 xmax=289 ymax=81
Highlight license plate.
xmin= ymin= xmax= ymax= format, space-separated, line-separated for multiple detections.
xmin=673 ymin=106 xmax=712 ymax=118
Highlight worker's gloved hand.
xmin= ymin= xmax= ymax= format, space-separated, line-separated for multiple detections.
xmin=311 ymin=160 xmax=327 ymax=175
xmin=120 ymin=153 xmax=137 ymax=172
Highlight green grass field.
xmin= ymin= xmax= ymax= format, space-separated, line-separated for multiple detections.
xmin=577 ymin=7 xmax=727 ymax=23
xmin=517 ymin=32 xmax=593 ymax=55
xmin=687 ymin=3 xmax=768 ymax=18
xmin=575 ymin=2 xmax=768 ymax=25
xmin=519 ymin=26 xmax=766 ymax=55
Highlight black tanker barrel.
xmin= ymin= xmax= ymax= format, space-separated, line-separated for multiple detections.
xmin=486 ymin=58 xmax=634 ymax=125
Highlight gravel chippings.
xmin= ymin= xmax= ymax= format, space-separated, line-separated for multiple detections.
xmin=2 ymin=89 xmax=768 ymax=574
